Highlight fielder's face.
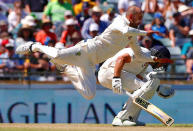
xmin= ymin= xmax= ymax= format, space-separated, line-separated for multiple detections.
xmin=133 ymin=13 xmax=143 ymax=26
xmin=129 ymin=13 xmax=143 ymax=28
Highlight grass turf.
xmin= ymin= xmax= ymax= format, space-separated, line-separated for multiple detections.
xmin=0 ymin=124 xmax=193 ymax=131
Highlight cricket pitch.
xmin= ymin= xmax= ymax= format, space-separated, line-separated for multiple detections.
xmin=0 ymin=124 xmax=193 ymax=131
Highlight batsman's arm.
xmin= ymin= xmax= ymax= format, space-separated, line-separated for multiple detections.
xmin=114 ymin=53 xmax=132 ymax=77
xmin=112 ymin=53 xmax=133 ymax=94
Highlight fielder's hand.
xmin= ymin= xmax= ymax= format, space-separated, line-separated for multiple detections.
xmin=147 ymin=30 xmax=161 ymax=36
xmin=112 ymin=77 xmax=123 ymax=94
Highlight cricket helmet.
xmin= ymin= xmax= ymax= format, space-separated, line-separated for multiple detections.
xmin=150 ymin=45 xmax=171 ymax=71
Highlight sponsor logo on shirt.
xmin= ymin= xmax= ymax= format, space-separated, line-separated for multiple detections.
xmin=75 ymin=51 xmax=81 ymax=56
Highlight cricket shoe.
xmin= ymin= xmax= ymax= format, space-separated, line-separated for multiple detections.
xmin=112 ymin=117 xmax=136 ymax=126
xmin=112 ymin=117 xmax=145 ymax=126
xmin=16 ymin=41 xmax=40 ymax=55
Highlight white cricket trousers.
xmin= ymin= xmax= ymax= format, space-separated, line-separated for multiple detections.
xmin=98 ymin=66 xmax=144 ymax=92
xmin=98 ymin=66 xmax=144 ymax=121
xmin=32 ymin=41 xmax=98 ymax=100
xmin=98 ymin=66 xmax=158 ymax=121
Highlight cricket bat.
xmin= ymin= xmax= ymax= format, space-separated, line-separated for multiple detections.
xmin=133 ymin=97 xmax=174 ymax=126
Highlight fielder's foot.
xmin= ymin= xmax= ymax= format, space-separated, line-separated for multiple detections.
xmin=16 ymin=41 xmax=40 ymax=55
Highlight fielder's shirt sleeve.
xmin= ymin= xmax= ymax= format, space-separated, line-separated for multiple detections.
xmin=123 ymin=26 xmax=147 ymax=36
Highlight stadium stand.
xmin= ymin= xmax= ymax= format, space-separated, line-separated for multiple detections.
xmin=0 ymin=0 xmax=192 ymax=81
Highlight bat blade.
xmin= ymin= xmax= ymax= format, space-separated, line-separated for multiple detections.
xmin=133 ymin=97 xmax=174 ymax=126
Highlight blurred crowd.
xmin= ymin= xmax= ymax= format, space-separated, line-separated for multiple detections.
xmin=0 ymin=0 xmax=192 ymax=81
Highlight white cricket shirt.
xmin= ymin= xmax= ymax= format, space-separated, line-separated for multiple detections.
xmin=101 ymin=47 xmax=152 ymax=75
xmin=87 ymin=13 xmax=151 ymax=64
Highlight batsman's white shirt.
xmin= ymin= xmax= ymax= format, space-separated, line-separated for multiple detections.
xmin=98 ymin=47 xmax=153 ymax=92
xmin=97 ymin=47 xmax=157 ymax=122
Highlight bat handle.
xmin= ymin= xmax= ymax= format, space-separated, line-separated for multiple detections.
xmin=125 ymin=90 xmax=145 ymax=100
xmin=125 ymin=91 xmax=139 ymax=99
xmin=125 ymin=91 xmax=132 ymax=98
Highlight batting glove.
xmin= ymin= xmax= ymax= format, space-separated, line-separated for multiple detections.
xmin=146 ymin=71 xmax=157 ymax=81
xmin=112 ymin=77 xmax=123 ymax=94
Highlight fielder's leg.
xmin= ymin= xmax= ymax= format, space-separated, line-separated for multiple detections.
xmin=16 ymin=41 xmax=90 ymax=67
xmin=16 ymin=42 xmax=97 ymax=100
xmin=64 ymin=65 xmax=97 ymax=100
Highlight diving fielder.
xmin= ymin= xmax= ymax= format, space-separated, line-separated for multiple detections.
xmin=16 ymin=6 xmax=165 ymax=100
xmin=98 ymin=45 xmax=174 ymax=126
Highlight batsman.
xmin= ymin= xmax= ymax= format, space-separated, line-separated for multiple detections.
xmin=98 ymin=45 xmax=174 ymax=126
